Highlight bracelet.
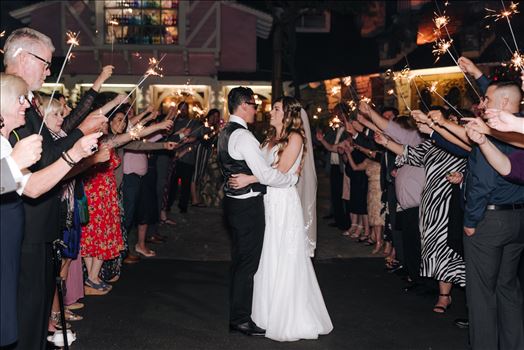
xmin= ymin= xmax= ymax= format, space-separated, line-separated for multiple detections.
xmin=61 ymin=152 xmax=77 ymax=167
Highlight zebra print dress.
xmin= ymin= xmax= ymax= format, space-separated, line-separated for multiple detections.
xmin=397 ymin=139 xmax=466 ymax=287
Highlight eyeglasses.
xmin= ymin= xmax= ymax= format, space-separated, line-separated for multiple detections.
xmin=18 ymin=95 xmax=28 ymax=105
xmin=244 ymin=101 xmax=258 ymax=108
xmin=27 ymin=52 xmax=51 ymax=70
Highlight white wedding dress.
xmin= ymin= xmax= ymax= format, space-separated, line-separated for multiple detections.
xmin=251 ymin=145 xmax=333 ymax=342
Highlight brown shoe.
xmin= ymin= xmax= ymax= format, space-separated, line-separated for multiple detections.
xmin=123 ymin=253 xmax=140 ymax=264
xmin=66 ymin=302 xmax=84 ymax=311
xmin=84 ymin=285 xmax=109 ymax=296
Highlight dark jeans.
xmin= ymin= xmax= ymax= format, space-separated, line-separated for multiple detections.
xmin=397 ymin=207 xmax=421 ymax=281
xmin=330 ymin=165 xmax=348 ymax=230
xmin=167 ymin=161 xmax=194 ymax=213
xmin=464 ymin=209 xmax=524 ymax=350
xmin=123 ymin=173 xmax=143 ymax=233
xmin=224 ymin=196 xmax=265 ymax=325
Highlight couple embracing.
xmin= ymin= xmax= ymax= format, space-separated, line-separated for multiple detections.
xmin=218 ymin=87 xmax=333 ymax=342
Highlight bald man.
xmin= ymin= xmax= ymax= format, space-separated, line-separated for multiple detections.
xmin=464 ymin=80 xmax=524 ymax=350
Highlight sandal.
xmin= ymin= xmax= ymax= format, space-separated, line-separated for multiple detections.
xmin=84 ymin=278 xmax=110 ymax=295
xmin=160 ymin=218 xmax=176 ymax=226
xmin=65 ymin=309 xmax=83 ymax=322
xmin=433 ymin=294 xmax=452 ymax=313
xmin=135 ymin=244 xmax=156 ymax=258
xmin=50 ymin=312 xmax=72 ymax=329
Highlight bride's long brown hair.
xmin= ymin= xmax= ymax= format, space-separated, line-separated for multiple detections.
xmin=262 ymin=96 xmax=307 ymax=171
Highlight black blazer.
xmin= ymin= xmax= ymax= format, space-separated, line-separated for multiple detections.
xmin=9 ymin=89 xmax=97 ymax=243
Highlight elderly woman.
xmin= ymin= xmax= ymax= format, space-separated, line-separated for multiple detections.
xmin=0 ymin=73 xmax=100 ymax=347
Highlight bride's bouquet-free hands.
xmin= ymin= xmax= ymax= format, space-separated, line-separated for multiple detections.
xmin=229 ymin=173 xmax=257 ymax=190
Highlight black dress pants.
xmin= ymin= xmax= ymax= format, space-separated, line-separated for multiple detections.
xmin=167 ymin=161 xmax=194 ymax=213
xmin=397 ymin=207 xmax=421 ymax=281
xmin=15 ymin=243 xmax=54 ymax=350
xmin=224 ymin=195 xmax=265 ymax=326
xmin=330 ymin=165 xmax=348 ymax=230
xmin=464 ymin=209 xmax=524 ymax=350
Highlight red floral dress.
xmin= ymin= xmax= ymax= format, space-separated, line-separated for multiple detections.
xmin=81 ymin=149 xmax=124 ymax=259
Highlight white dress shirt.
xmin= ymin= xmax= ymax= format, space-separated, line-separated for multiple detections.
xmin=227 ymin=115 xmax=298 ymax=199
xmin=1 ymin=135 xmax=31 ymax=195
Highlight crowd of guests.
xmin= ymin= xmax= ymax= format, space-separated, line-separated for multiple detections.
xmin=0 ymin=28 xmax=222 ymax=349
xmin=317 ymin=57 xmax=524 ymax=349
xmin=1 ymin=26 xmax=524 ymax=350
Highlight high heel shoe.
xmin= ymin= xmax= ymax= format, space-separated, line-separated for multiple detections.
xmin=135 ymin=244 xmax=156 ymax=258
xmin=433 ymin=294 xmax=452 ymax=313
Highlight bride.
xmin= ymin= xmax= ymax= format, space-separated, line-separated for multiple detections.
xmin=229 ymin=96 xmax=333 ymax=341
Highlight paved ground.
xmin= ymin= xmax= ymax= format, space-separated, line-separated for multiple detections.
xmin=69 ymin=172 xmax=470 ymax=350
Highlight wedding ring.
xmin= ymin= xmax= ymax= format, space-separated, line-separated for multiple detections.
xmin=90 ymin=144 xmax=98 ymax=153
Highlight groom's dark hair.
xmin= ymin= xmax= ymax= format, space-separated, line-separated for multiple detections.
xmin=228 ymin=86 xmax=254 ymax=114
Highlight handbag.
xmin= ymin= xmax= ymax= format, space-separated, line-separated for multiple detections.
xmin=76 ymin=183 xmax=90 ymax=225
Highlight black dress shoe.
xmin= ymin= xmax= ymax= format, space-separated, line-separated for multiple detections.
xmin=454 ymin=318 xmax=469 ymax=329
xmin=229 ymin=321 xmax=265 ymax=336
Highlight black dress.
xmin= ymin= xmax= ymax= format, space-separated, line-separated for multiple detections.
xmin=0 ymin=192 xmax=24 ymax=346
xmin=345 ymin=150 xmax=368 ymax=215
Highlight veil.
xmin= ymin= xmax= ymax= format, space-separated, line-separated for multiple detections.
xmin=297 ymin=108 xmax=318 ymax=257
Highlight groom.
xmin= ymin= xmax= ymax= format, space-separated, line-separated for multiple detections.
xmin=218 ymin=87 xmax=298 ymax=336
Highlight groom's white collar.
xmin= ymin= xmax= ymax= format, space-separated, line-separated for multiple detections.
xmin=229 ymin=115 xmax=247 ymax=129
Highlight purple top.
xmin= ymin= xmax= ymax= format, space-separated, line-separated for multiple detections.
xmin=385 ymin=120 xmax=426 ymax=209
xmin=505 ymin=150 xmax=524 ymax=184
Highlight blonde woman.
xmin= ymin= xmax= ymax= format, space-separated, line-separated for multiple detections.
xmin=229 ymin=96 xmax=333 ymax=341
xmin=0 ymin=73 xmax=100 ymax=347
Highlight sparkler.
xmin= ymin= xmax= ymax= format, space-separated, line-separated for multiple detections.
xmin=108 ymin=19 xmax=118 ymax=65
xmin=387 ymin=88 xmax=412 ymax=112
xmin=431 ymin=38 xmax=482 ymax=100
xmin=404 ymin=56 xmax=430 ymax=112
xmin=486 ymin=1 xmax=520 ymax=52
xmin=328 ymin=115 xmax=342 ymax=130
xmin=417 ymin=76 xmax=465 ymax=118
xmin=107 ymin=54 xmax=166 ymax=120
xmin=38 ymin=31 xmax=80 ymax=135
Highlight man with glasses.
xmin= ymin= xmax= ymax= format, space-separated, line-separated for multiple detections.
xmin=218 ymin=87 xmax=298 ymax=336
xmin=3 ymin=27 xmax=107 ymax=349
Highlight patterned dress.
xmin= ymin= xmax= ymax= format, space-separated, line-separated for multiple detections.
xmin=397 ymin=140 xmax=466 ymax=286
xmin=363 ymin=159 xmax=384 ymax=226
xmin=81 ymin=149 xmax=124 ymax=260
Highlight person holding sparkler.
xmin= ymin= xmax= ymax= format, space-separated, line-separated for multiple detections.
xmin=2 ymin=27 xmax=108 ymax=349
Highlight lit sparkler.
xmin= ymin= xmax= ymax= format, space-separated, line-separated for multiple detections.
xmin=432 ymin=38 xmax=453 ymax=62
xmin=486 ymin=1 xmax=520 ymax=53
xmin=107 ymin=54 xmax=166 ymax=119
xmin=328 ymin=115 xmax=342 ymax=129
xmin=38 ymin=31 xmax=80 ymax=135
xmin=417 ymin=76 xmax=465 ymax=118
xmin=108 ymin=19 xmax=118 ymax=65
xmin=387 ymin=88 xmax=412 ymax=112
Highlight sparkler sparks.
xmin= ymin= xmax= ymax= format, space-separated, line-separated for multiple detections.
xmin=66 ymin=31 xmax=80 ymax=46
xmin=328 ymin=115 xmax=342 ymax=129
xmin=342 ymin=76 xmax=352 ymax=86
xmin=485 ymin=2 xmax=519 ymax=21
xmin=510 ymin=50 xmax=524 ymax=70
xmin=432 ymin=38 xmax=453 ymax=62
xmin=433 ymin=13 xmax=450 ymax=30
xmin=330 ymin=86 xmax=341 ymax=96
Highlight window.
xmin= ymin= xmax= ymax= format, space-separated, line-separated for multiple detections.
xmin=296 ymin=11 xmax=331 ymax=33
xmin=104 ymin=0 xmax=179 ymax=45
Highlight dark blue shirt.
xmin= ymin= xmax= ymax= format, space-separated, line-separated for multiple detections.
xmin=430 ymin=132 xmax=470 ymax=158
xmin=464 ymin=138 xmax=524 ymax=228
